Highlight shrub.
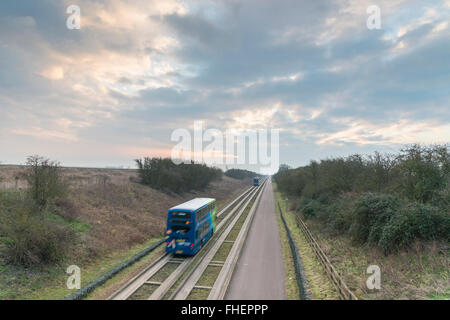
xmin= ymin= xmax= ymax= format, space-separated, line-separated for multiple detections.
xmin=431 ymin=186 xmax=450 ymax=209
xmin=324 ymin=195 xmax=355 ymax=233
xmin=0 ymin=191 xmax=75 ymax=265
xmin=301 ymin=199 xmax=323 ymax=219
xmin=55 ymin=198 xmax=80 ymax=220
xmin=349 ymin=193 xmax=401 ymax=244
xmin=378 ymin=203 xmax=449 ymax=254
xmin=397 ymin=145 xmax=449 ymax=203
xmin=328 ymin=210 xmax=351 ymax=234
xmin=23 ymin=155 xmax=68 ymax=207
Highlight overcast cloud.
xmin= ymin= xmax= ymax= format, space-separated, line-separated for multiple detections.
xmin=0 ymin=0 xmax=449 ymax=171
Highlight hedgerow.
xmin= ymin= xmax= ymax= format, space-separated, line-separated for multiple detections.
xmin=273 ymin=144 xmax=450 ymax=253
xmin=224 ymin=169 xmax=258 ymax=180
xmin=135 ymin=157 xmax=222 ymax=193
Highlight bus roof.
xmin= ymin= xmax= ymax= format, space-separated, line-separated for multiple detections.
xmin=169 ymin=198 xmax=215 ymax=212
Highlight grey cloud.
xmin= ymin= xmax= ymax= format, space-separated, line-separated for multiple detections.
xmin=0 ymin=0 xmax=448 ymax=168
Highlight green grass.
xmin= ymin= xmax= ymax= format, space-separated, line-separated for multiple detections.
xmin=0 ymin=237 xmax=13 ymax=246
xmin=0 ymin=237 xmax=163 ymax=300
xmin=196 ymin=265 xmax=222 ymax=287
xmin=428 ymin=287 xmax=450 ymax=300
xmin=129 ymin=284 xmax=159 ymax=300
xmin=46 ymin=211 xmax=91 ymax=233
xmin=273 ymin=182 xmax=339 ymax=300
xmin=212 ymin=242 xmax=233 ymax=262
xmin=69 ymin=220 xmax=91 ymax=233
xmin=149 ymin=262 xmax=179 ymax=282
xmin=225 ymin=228 xmax=240 ymax=242
xmin=274 ymin=199 xmax=300 ymax=300
xmin=187 ymin=288 xmax=209 ymax=300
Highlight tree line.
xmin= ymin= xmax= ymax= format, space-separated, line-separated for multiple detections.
xmin=135 ymin=157 xmax=222 ymax=193
xmin=273 ymin=144 xmax=449 ymax=253
xmin=224 ymin=168 xmax=259 ymax=180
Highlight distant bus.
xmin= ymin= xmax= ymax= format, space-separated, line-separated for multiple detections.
xmin=253 ymin=177 xmax=260 ymax=186
xmin=165 ymin=198 xmax=217 ymax=255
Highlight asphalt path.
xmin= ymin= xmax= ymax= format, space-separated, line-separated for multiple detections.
xmin=225 ymin=179 xmax=286 ymax=299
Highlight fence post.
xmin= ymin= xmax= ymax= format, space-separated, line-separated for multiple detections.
xmin=277 ymin=201 xmax=312 ymax=300
xmin=293 ymin=209 xmax=359 ymax=300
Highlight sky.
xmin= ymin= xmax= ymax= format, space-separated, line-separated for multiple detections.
xmin=0 ymin=0 xmax=449 ymax=172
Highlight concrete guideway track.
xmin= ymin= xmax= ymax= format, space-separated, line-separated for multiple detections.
xmin=108 ymin=185 xmax=257 ymax=300
xmin=171 ymin=180 xmax=267 ymax=300
xmin=225 ymin=179 xmax=286 ymax=300
xmin=208 ymin=179 xmax=267 ymax=300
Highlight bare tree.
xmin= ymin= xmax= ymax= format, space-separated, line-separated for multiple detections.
xmin=24 ymin=155 xmax=67 ymax=207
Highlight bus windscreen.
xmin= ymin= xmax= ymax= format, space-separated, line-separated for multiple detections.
xmin=171 ymin=211 xmax=191 ymax=219
xmin=171 ymin=225 xmax=190 ymax=235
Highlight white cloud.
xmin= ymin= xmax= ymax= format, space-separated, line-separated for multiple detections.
xmin=0 ymin=0 xmax=448 ymax=167
xmin=40 ymin=66 xmax=65 ymax=80
xmin=12 ymin=127 xmax=79 ymax=142
xmin=316 ymin=118 xmax=450 ymax=146
xmin=432 ymin=21 xmax=449 ymax=33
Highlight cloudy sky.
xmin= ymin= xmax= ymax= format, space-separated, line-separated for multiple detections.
xmin=0 ymin=0 xmax=449 ymax=172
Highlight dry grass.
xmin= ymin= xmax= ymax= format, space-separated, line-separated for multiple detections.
xmin=0 ymin=165 xmax=249 ymax=260
xmin=303 ymin=219 xmax=449 ymax=300
xmin=0 ymin=165 xmax=249 ymax=299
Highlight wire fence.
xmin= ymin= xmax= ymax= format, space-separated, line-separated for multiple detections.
xmin=277 ymin=202 xmax=312 ymax=300
xmin=65 ymin=239 xmax=164 ymax=300
xmin=294 ymin=215 xmax=358 ymax=300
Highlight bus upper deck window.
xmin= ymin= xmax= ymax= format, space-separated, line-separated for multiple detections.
xmin=172 ymin=211 xmax=191 ymax=219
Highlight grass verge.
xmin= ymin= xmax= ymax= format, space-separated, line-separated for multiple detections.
xmin=274 ymin=182 xmax=450 ymax=300
xmin=273 ymin=182 xmax=339 ymax=300
xmin=0 ymin=237 xmax=163 ymax=300
xmin=305 ymin=218 xmax=450 ymax=300
xmin=85 ymin=238 xmax=165 ymax=300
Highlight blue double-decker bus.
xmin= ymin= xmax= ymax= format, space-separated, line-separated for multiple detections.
xmin=165 ymin=198 xmax=217 ymax=255
xmin=253 ymin=177 xmax=260 ymax=186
